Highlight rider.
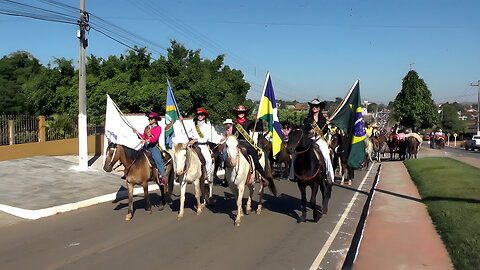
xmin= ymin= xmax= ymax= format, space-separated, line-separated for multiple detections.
xmin=183 ymin=108 xmax=221 ymax=184
xmin=231 ymin=105 xmax=271 ymax=186
xmin=289 ymin=99 xmax=334 ymax=185
xmin=133 ymin=111 xmax=165 ymax=185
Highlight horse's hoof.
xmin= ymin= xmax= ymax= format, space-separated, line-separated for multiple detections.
xmin=340 ymin=181 xmax=344 ymax=186
xmin=235 ymin=221 xmax=241 ymax=227
xmin=245 ymin=209 xmax=251 ymax=215
xmin=177 ymin=215 xmax=183 ymax=221
xmin=297 ymin=217 xmax=306 ymax=223
xmin=125 ymin=215 xmax=132 ymax=221
xmin=348 ymin=180 xmax=352 ymax=186
xmin=256 ymin=209 xmax=262 ymax=215
xmin=158 ymin=205 xmax=164 ymax=211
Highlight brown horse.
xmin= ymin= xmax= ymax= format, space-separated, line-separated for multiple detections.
xmin=286 ymin=127 xmax=332 ymax=223
xmin=329 ymin=132 xmax=355 ymax=185
xmin=103 ymin=143 xmax=173 ymax=221
xmin=406 ymin=136 xmax=420 ymax=159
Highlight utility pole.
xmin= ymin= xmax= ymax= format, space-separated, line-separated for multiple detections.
xmin=77 ymin=0 xmax=89 ymax=170
xmin=471 ymin=80 xmax=480 ymax=135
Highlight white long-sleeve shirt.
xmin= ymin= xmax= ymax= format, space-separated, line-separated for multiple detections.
xmin=171 ymin=119 xmax=222 ymax=145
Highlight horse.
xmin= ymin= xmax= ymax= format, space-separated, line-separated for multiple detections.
xmin=257 ymin=133 xmax=290 ymax=178
xmin=286 ymin=127 xmax=332 ymax=223
xmin=329 ymin=132 xmax=355 ymax=185
xmin=173 ymin=143 xmax=213 ymax=220
xmin=223 ymin=135 xmax=277 ymax=226
xmin=436 ymin=136 xmax=446 ymax=149
xmin=406 ymin=136 xmax=420 ymax=159
xmin=377 ymin=129 xmax=388 ymax=159
xmin=387 ymin=133 xmax=399 ymax=160
xmin=363 ymin=135 xmax=374 ymax=168
xmin=103 ymin=142 xmax=174 ymax=221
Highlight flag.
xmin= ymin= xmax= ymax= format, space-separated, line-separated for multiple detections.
xmin=257 ymin=72 xmax=283 ymax=157
xmin=165 ymin=79 xmax=180 ymax=149
xmin=103 ymin=94 xmax=148 ymax=164
xmin=330 ymin=79 xmax=366 ymax=168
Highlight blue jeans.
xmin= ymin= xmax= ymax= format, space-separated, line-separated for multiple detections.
xmin=145 ymin=144 xmax=165 ymax=178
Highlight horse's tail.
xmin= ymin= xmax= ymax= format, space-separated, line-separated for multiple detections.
xmin=268 ymin=175 xmax=278 ymax=197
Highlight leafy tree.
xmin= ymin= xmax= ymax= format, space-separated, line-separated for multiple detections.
xmin=393 ymin=70 xmax=438 ymax=130
xmin=278 ymin=109 xmax=308 ymax=125
xmin=367 ymin=102 xmax=378 ymax=113
xmin=440 ymin=104 xmax=467 ymax=134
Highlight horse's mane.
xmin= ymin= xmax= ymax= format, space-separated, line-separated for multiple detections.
xmin=121 ymin=145 xmax=141 ymax=162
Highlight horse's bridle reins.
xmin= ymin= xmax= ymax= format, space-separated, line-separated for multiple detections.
xmin=291 ymin=129 xmax=322 ymax=182
xmin=107 ymin=144 xmax=139 ymax=174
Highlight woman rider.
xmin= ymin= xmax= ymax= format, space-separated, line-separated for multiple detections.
xmin=289 ymin=99 xmax=334 ymax=184
xmin=231 ymin=105 xmax=272 ymax=186
xmin=133 ymin=111 xmax=165 ymax=185
xmin=186 ymin=108 xmax=222 ymax=184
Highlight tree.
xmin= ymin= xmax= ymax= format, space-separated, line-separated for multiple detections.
xmin=440 ymin=104 xmax=467 ymax=134
xmin=393 ymin=70 xmax=438 ymax=130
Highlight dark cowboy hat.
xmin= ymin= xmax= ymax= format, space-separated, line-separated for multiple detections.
xmin=308 ymin=98 xmax=326 ymax=109
xmin=232 ymin=105 xmax=250 ymax=114
xmin=195 ymin=107 xmax=210 ymax=118
xmin=147 ymin=111 xmax=161 ymax=121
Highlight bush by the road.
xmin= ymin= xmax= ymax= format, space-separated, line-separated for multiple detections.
xmin=404 ymin=157 xmax=480 ymax=270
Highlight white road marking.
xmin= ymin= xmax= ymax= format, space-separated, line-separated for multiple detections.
xmin=309 ymin=163 xmax=374 ymax=270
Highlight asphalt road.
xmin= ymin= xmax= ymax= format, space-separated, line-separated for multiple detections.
xmin=0 ymin=164 xmax=379 ymax=270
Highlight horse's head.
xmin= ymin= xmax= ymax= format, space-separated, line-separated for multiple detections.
xmin=224 ymin=135 xmax=239 ymax=168
xmin=285 ymin=127 xmax=304 ymax=154
xmin=103 ymin=142 xmax=119 ymax=172
xmin=173 ymin=143 xmax=188 ymax=176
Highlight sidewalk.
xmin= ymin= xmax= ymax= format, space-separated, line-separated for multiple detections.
xmin=0 ymin=155 xmax=158 ymax=227
xmin=354 ymin=159 xmax=453 ymax=269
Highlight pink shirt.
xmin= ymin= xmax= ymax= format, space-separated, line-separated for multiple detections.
xmin=140 ymin=125 xmax=162 ymax=144
xmin=397 ymin=133 xmax=405 ymax=141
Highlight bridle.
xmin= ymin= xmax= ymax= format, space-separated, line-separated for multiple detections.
xmin=106 ymin=144 xmax=139 ymax=173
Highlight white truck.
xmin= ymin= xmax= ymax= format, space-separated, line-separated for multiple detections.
xmin=465 ymin=135 xmax=480 ymax=151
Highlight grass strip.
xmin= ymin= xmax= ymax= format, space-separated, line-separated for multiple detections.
xmin=404 ymin=157 xmax=480 ymax=270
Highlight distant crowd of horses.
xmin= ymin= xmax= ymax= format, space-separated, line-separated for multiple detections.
xmin=103 ymin=126 xmax=422 ymax=224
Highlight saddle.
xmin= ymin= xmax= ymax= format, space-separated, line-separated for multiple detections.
xmin=237 ymin=145 xmax=268 ymax=186
xmin=143 ymin=149 xmax=171 ymax=185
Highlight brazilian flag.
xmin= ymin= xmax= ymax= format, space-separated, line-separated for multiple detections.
xmin=330 ymin=79 xmax=366 ymax=168
xmin=165 ymin=79 xmax=180 ymax=149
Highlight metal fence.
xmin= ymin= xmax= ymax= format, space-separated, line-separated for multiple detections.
xmin=0 ymin=115 xmax=104 ymax=146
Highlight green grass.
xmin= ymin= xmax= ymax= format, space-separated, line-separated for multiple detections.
xmin=404 ymin=157 xmax=480 ymax=270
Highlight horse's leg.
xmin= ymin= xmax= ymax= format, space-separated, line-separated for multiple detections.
xmin=322 ymin=178 xmax=332 ymax=216
xmin=125 ymin=182 xmax=134 ymax=221
xmin=311 ymin=182 xmax=320 ymax=223
xmin=194 ymin=179 xmax=204 ymax=215
xmin=178 ymin=181 xmax=187 ymax=220
xmin=235 ymin=183 xmax=245 ymax=226
xmin=157 ymin=180 xmax=165 ymax=211
xmin=297 ymin=182 xmax=307 ymax=223
xmin=348 ymin=167 xmax=354 ymax=186
xmin=256 ymin=184 xmax=264 ymax=215
xmin=142 ymin=181 xmax=152 ymax=214
xmin=246 ymin=183 xmax=254 ymax=215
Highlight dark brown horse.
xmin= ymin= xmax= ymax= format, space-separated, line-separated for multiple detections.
xmin=406 ymin=136 xmax=420 ymax=159
xmin=286 ymin=127 xmax=332 ymax=223
xmin=329 ymin=132 xmax=355 ymax=185
xmin=103 ymin=143 xmax=174 ymax=221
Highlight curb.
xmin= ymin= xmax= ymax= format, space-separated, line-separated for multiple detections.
xmin=0 ymin=184 xmax=160 ymax=220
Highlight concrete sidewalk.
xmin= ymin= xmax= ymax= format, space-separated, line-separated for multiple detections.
xmin=353 ymin=160 xmax=453 ymax=269
xmin=0 ymin=155 xmax=159 ymax=227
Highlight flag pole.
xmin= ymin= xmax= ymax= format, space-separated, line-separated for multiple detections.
xmin=109 ymin=95 xmax=142 ymax=138
xmin=253 ymin=71 xmax=270 ymax=135
xmin=330 ymin=79 xmax=359 ymax=121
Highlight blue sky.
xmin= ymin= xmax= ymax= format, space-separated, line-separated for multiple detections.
xmin=1 ymin=0 xmax=479 ymax=104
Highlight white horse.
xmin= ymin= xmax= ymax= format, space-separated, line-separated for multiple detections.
xmin=224 ymin=135 xmax=274 ymax=226
xmin=173 ymin=143 xmax=213 ymax=220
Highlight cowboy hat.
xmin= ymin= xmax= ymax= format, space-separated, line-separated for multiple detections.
xmin=223 ymin=119 xmax=233 ymax=125
xmin=195 ymin=107 xmax=209 ymax=118
xmin=232 ymin=105 xmax=250 ymax=114
xmin=308 ymin=98 xmax=326 ymax=109
xmin=147 ymin=111 xmax=161 ymax=121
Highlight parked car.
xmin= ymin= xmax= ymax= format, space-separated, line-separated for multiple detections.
xmin=465 ymin=135 xmax=480 ymax=151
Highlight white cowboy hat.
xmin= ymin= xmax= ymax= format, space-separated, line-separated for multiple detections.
xmin=223 ymin=119 xmax=233 ymax=125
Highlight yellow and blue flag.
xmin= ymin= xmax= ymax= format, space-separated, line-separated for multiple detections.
xmin=257 ymin=72 xmax=283 ymax=157
xmin=330 ymin=79 xmax=366 ymax=168
xmin=165 ymin=79 xmax=180 ymax=149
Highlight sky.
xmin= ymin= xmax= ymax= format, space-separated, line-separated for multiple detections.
xmin=1 ymin=0 xmax=480 ymax=105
